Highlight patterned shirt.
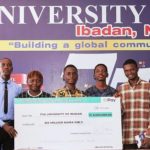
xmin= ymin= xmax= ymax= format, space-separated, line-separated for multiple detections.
xmin=85 ymin=85 xmax=116 ymax=97
xmin=52 ymin=87 xmax=85 ymax=97
xmin=117 ymin=79 xmax=150 ymax=144
xmin=17 ymin=90 xmax=51 ymax=98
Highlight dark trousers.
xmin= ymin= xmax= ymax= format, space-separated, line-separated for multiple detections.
xmin=123 ymin=144 xmax=138 ymax=149
xmin=0 ymin=120 xmax=14 ymax=150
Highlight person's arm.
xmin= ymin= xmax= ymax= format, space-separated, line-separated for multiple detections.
xmin=141 ymin=84 xmax=150 ymax=148
xmin=2 ymin=123 xmax=17 ymax=138
xmin=52 ymin=89 xmax=63 ymax=97
xmin=144 ymin=84 xmax=150 ymax=137
xmin=141 ymin=116 xmax=150 ymax=148
xmin=141 ymin=128 xmax=150 ymax=148
xmin=114 ymin=87 xmax=125 ymax=116
xmin=52 ymin=91 xmax=57 ymax=97
xmin=1 ymin=84 xmax=21 ymax=138
xmin=18 ymin=85 xmax=22 ymax=95
xmin=1 ymin=119 xmax=17 ymax=138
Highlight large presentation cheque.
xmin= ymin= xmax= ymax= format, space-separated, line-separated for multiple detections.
xmin=15 ymin=97 xmax=122 ymax=150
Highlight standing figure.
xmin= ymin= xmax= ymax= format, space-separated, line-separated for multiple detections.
xmin=85 ymin=64 xmax=116 ymax=96
xmin=0 ymin=58 xmax=22 ymax=150
xmin=52 ymin=64 xmax=84 ymax=97
xmin=17 ymin=70 xmax=51 ymax=98
xmin=117 ymin=59 xmax=150 ymax=149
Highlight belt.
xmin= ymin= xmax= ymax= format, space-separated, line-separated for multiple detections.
xmin=123 ymin=143 xmax=138 ymax=149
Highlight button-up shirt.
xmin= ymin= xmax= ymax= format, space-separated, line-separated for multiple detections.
xmin=0 ymin=77 xmax=22 ymax=127
xmin=117 ymin=79 xmax=150 ymax=144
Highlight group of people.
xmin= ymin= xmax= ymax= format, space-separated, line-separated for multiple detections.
xmin=0 ymin=57 xmax=150 ymax=149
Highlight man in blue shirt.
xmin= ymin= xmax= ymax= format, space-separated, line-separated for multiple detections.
xmin=85 ymin=64 xmax=116 ymax=96
xmin=0 ymin=58 xmax=22 ymax=150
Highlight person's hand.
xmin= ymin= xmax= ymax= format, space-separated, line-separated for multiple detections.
xmin=113 ymin=92 xmax=125 ymax=115
xmin=145 ymin=128 xmax=150 ymax=136
xmin=113 ymin=92 xmax=121 ymax=98
xmin=2 ymin=123 xmax=17 ymax=138
xmin=141 ymin=137 xmax=150 ymax=148
xmin=141 ymin=128 xmax=150 ymax=148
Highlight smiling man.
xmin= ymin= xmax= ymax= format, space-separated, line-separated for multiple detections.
xmin=117 ymin=59 xmax=150 ymax=149
xmin=85 ymin=64 xmax=116 ymax=96
xmin=0 ymin=58 xmax=22 ymax=150
xmin=52 ymin=64 xmax=84 ymax=97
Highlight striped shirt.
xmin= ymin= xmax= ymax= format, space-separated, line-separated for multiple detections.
xmin=118 ymin=79 xmax=150 ymax=144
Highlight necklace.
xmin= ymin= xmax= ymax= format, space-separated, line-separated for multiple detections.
xmin=27 ymin=90 xmax=43 ymax=98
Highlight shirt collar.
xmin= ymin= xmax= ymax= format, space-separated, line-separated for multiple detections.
xmin=0 ymin=77 xmax=11 ymax=84
xmin=128 ymin=78 xmax=142 ymax=87
xmin=64 ymin=86 xmax=79 ymax=93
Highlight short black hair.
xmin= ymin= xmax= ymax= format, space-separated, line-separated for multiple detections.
xmin=94 ymin=64 xmax=108 ymax=74
xmin=64 ymin=64 xmax=78 ymax=72
xmin=27 ymin=70 xmax=43 ymax=84
xmin=0 ymin=58 xmax=13 ymax=66
xmin=123 ymin=59 xmax=138 ymax=68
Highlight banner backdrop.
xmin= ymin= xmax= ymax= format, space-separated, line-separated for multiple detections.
xmin=0 ymin=1 xmax=150 ymax=93
xmin=0 ymin=51 xmax=149 ymax=93
xmin=0 ymin=1 xmax=150 ymax=40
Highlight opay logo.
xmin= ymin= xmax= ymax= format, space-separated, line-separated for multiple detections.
xmin=103 ymin=98 xmax=116 ymax=102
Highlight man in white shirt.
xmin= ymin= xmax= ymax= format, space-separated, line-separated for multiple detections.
xmin=0 ymin=58 xmax=22 ymax=150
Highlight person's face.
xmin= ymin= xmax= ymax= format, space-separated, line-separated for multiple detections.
xmin=94 ymin=65 xmax=108 ymax=81
xmin=27 ymin=75 xmax=43 ymax=92
xmin=63 ymin=67 xmax=78 ymax=85
xmin=0 ymin=58 xmax=13 ymax=79
xmin=123 ymin=64 xmax=138 ymax=80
